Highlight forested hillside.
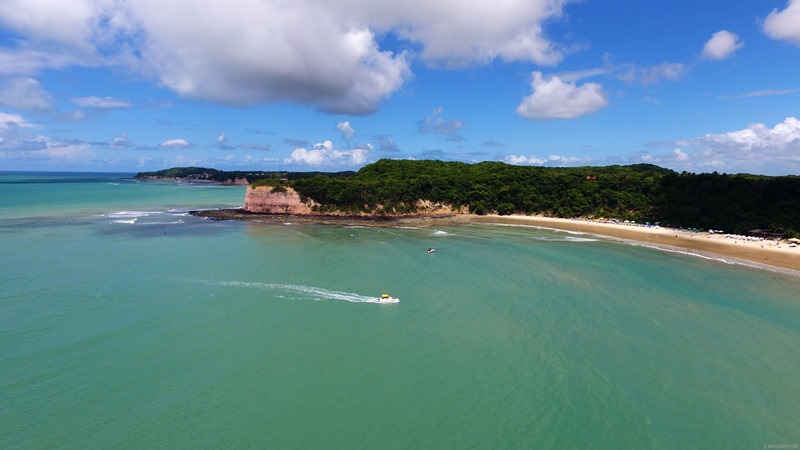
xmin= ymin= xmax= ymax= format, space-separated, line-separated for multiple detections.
xmin=141 ymin=160 xmax=800 ymax=236
xmin=654 ymin=172 xmax=800 ymax=235
xmin=288 ymin=159 xmax=664 ymax=217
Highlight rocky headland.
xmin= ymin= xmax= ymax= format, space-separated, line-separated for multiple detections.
xmin=192 ymin=184 xmax=468 ymax=227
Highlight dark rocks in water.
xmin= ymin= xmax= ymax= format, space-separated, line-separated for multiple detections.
xmin=190 ymin=208 xmax=460 ymax=227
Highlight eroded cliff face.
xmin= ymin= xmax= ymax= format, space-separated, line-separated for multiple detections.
xmin=243 ymin=185 xmax=469 ymax=216
xmin=414 ymin=200 xmax=469 ymax=215
xmin=243 ymin=186 xmax=318 ymax=214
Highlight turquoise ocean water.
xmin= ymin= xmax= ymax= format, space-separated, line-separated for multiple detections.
xmin=2 ymin=172 xmax=799 ymax=449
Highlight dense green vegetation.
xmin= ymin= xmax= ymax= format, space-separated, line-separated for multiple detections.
xmin=290 ymin=160 xmax=664 ymax=218
xmin=136 ymin=167 xmax=262 ymax=182
xmin=654 ymin=171 xmax=800 ymax=236
xmin=138 ymin=160 xmax=800 ymax=236
xmin=135 ymin=167 xmax=354 ymax=183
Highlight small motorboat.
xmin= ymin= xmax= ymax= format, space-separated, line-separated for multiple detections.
xmin=376 ymin=293 xmax=399 ymax=303
xmin=426 ymin=248 xmax=436 ymax=254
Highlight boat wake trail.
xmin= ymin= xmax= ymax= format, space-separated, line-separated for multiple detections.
xmin=203 ymin=280 xmax=381 ymax=303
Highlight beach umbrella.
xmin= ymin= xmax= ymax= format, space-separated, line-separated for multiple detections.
xmin=787 ymin=238 xmax=800 ymax=243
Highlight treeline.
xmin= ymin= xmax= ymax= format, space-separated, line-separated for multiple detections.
xmin=654 ymin=172 xmax=800 ymax=235
xmin=142 ymin=160 xmax=800 ymax=236
xmin=289 ymin=159 xmax=665 ymax=218
xmin=135 ymin=167 xmax=354 ymax=183
xmin=135 ymin=167 xmax=262 ymax=182
xmin=290 ymin=159 xmax=799 ymax=235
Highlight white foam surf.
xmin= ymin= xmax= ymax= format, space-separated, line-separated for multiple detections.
xmin=105 ymin=209 xmax=193 ymax=226
xmin=535 ymin=236 xmax=599 ymax=242
xmin=138 ymin=220 xmax=185 ymax=225
xmin=106 ymin=210 xmax=160 ymax=219
xmin=487 ymin=222 xmax=588 ymax=235
xmin=563 ymin=236 xmax=598 ymax=242
xmin=629 ymin=242 xmax=737 ymax=265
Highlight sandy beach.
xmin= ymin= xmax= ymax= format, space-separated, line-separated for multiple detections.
xmin=471 ymin=215 xmax=800 ymax=273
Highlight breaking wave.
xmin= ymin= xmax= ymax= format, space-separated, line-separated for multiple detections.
xmin=536 ymin=236 xmax=599 ymax=243
xmin=104 ymin=209 xmax=189 ymax=226
xmin=105 ymin=210 xmax=160 ymax=219
xmin=630 ymin=243 xmax=737 ymax=265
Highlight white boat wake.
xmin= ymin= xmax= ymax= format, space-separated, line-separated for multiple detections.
xmin=204 ymin=280 xmax=394 ymax=304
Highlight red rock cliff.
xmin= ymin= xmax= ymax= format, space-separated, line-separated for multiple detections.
xmin=243 ymin=186 xmax=318 ymax=214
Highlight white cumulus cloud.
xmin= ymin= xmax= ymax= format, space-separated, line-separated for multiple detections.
xmin=0 ymin=112 xmax=92 ymax=164
xmin=110 ymin=132 xmax=130 ymax=148
xmin=71 ymin=96 xmax=131 ymax=108
xmin=504 ymin=154 xmax=546 ymax=165
xmin=0 ymin=47 xmax=85 ymax=76
xmin=0 ymin=77 xmax=54 ymax=110
xmin=616 ymin=62 xmax=687 ymax=84
xmin=0 ymin=0 xmax=574 ymax=114
xmin=764 ymin=0 xmax=800 ymax=46
xmin=217 ymin=132 xmax=234 ymax=149
xmin=0 ymin=112 xmax=34 ymax=130
xmin=516 ymin=71 xmax=608 ymax=120
xmin=364 ymin=0 xmax=571 ymax=67
xmin=285 ymin=140 xmax=369 ymax=166
xmin=633 ymin=120 xmax=800 ymax=174
xmin=702 ymin=30 xmax=744 ymax=60
xmin=504 ymin=153 xmax=590 ymax=166
xmin=693 ymin=117 xmax=800 ymax=151
xmin=337 ymin=121 xmax=355 ymax=140
xmin=160 ymin=138 xmax=191 ymax=148
xmin=665 ymin=117 xmax=800 ymax=174
xmin=418 ymin=107 xmax=465 ymax=135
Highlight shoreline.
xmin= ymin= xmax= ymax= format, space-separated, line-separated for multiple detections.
xmin=472 ymin=215 xmax=800 ymax=273
xmin=193 ymin=209 xmax=800 ymax=273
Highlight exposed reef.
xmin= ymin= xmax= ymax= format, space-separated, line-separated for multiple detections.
xmin=191 ymin=208 xmax=465 ymax=227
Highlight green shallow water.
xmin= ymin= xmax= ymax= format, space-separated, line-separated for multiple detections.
xmin=2 ymin=173 xmax=799 ymax=449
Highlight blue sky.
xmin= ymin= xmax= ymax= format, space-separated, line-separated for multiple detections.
xmin=1 ymin=0 xmax=799 ymax=175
